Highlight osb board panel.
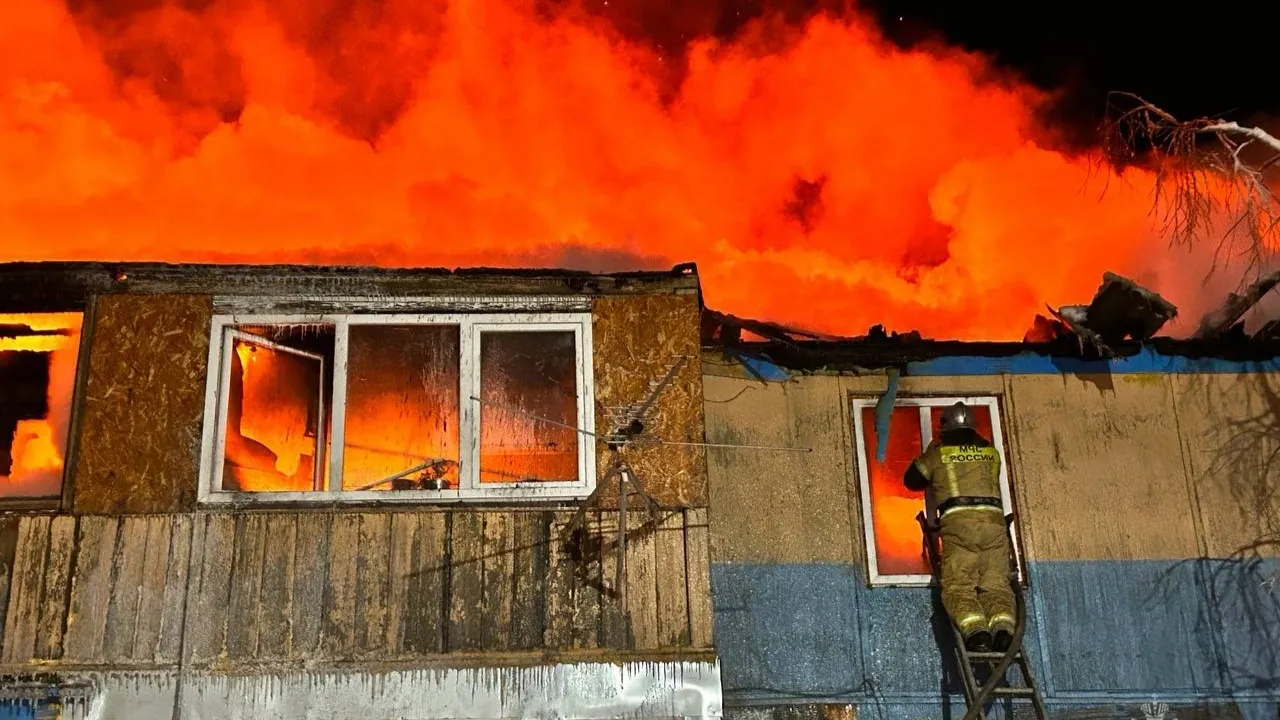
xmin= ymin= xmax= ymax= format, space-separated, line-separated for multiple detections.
xmin=1004 ymin=373 xmax=1199 ymax=562
xmin=1172 ymin=372 xmax=1280 ymax=559
xmin=703 ymin=374 xmax=858 ymax=565
xmin=0 ymin=510 xmax=711 ymax=668
xmin=592 ymin=295 xmax=706 ymax=508
xmin=72 ymin=295 xmax=212 ymax=514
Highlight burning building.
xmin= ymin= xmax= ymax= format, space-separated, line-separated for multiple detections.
xmin=699 ymin=274 xmax=1280 ymax=720
xmin=2 ymin=263 xmax=1280 ymax=719
xmin=0 ymin=261 xmax=716 ymax=718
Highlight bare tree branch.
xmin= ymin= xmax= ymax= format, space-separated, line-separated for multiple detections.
xmin=1100 ymin=91 xmax=1280 ymax=280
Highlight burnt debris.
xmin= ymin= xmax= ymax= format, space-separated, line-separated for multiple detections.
xmin=1029 ymin=272 xmax=1178 ymax=356
xmin=1194 ymin=269 xmax=1280 ymax=341
xmin=704 ymin=271 xmax=1280 ymax=373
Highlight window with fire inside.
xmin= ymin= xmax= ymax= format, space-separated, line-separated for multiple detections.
xmin=199 ymin=314 xmax=595 ymax=503
xmin=0 ymin=312 xmax=84 ymax=502
xmin=850 ymin=396 xmax=1023 ymax=586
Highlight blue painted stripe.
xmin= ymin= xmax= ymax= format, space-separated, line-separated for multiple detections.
xmin=711 ymin=558 xmax=1280 ymax=707
xmin=906 ymin=348 xmax=1280 ymax=376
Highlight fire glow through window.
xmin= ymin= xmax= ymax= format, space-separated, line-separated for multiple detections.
xmin=0 ymin=312 xmax=83 ymax=499
xmin=199 ymin=313 xmax=595 ymax=502
xmin=849 ymin=396 xmax=1023 ymax=587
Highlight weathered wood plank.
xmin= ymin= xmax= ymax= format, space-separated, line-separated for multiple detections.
xmin=323 ymin=514 xmax=360 ymax=659
xmin=599 ymin=511 xmax=627 ymax=650
xmin=290 ymin=513 xmax=331 ymax=659
xmin=385 ymin=513 xmax=419 ymax=655
xmin=131 ymin=516 xmax=173 ymax=661
xmin=35 ymin=515 xmax=76 ymax=660
xmin=570 ymin=512 xmax=602 ymax=650
xmin=155 ymin=516 xmax=193 ymax=664
xmin=543 ymin=511 xmax=575 ymax=649
xmin=480 ymin=512 xmax=515 ymax=651
xmin=2 ymin=516 xmax=51 ymax=664
xmin=684 ymin=508 xmax=714 ymax=649
xmin=257 ymin=514 xmax=296 ymax=659
xmin=62 ymin=516 xmax=119 ymax=662
xmin=225 ymin=514 xmax=267 ymax=660
xmin=355 ymin=513 xmax=391 ymax=656
xmin=625 ymin=510 xmax=660 ymax=650
xmin=0 ymin=517 xmax=20 ymax=656
xmin=509 ymin=512 xmax=548 ymax=650
xmin=447 ymin=511 xmax=484 ymax=651
xmin=402 ymin=512 xmax=445 ymax=654
xmin=103 ymin=517 xmax=148 ymax=662
xmin=655 ymin=510 xmax=690 ymax=647
xmin=186 ymin=514 xmax=235 ymax=664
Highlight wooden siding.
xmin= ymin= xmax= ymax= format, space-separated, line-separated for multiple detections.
xmin=0 ymin=508 xmax=713 ymax=668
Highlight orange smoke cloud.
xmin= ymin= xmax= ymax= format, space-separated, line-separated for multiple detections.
xmin=0 ymin=0 xmax=1217 ymax=339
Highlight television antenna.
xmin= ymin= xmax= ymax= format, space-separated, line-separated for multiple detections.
xmin=470 ymin=353 xmax=810 ymax=611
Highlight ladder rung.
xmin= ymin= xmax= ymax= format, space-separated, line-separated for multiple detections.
xmin=989 ymin=687 xmax=1037 ymax=698
xmin=967 ymin=650 xmax=1023 ymax=662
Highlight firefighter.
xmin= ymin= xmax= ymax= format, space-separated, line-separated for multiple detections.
xmin=904 ymin=402 xmax=1015 ymax=653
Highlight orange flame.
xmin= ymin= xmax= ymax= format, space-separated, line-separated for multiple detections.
xmin=0 ymin=312 xmax=82 ymax=498
xmin=0 ymin=0 xmax=1252 ymax=338
xmin=859 ymin=403 xmax=999 ymax=576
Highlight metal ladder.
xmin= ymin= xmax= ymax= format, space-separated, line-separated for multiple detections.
xmin=916 ymin=511 xmax=1049 ymax=720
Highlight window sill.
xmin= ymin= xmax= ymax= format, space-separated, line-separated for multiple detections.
xmin=197 ymin=484 xmax=595 ymax=507
xmin=0 ymin=497 xmax=62 ymax=512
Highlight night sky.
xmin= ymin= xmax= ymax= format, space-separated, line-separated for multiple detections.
xmin=868 ymin=2 xmax=1280 ymax=145
xmin=591 ymin=0 xmax=1280 ymax=150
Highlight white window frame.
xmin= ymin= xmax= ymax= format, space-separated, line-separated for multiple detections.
xmin=197 ymin=312 xmax=596 ymax=505
xmin=850 ymin=395 xmax=1023 ymax=587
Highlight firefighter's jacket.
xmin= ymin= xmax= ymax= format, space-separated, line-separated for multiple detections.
xmin=906 ymin=435 xmax=1002 ymax=514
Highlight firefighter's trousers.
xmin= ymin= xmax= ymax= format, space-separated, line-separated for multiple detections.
xmin=938 ymin=508 xmax=1015 ymax=638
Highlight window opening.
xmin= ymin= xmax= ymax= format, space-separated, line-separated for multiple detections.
xmin=0 ymin=312 xmax=83 ymax=499
xmin=201 ymin=313 xmax=594 ymax=502
xmin=342 ymin=324 xmax=460 ymax=491
xmin=477 ymin=329 xmax=580 ymax=485
xmin=851 ymin=396 xmax=1020 ymax=586
xmin=219 ymin=324 xmax=332 ymax=493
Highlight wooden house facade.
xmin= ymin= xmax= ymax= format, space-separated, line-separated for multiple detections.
xmin=0 ymin=262 xmax=718 ymax=719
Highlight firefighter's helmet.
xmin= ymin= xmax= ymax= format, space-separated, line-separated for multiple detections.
xmin=940 ymin=402 xmax=976 ymax=432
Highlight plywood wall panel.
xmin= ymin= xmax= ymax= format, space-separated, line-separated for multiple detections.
xmin=593 ymin=295 xmax=707 ymax=507
xmin=703 ymin=374 xmax=857 ymax=565
xmin=1172 ymin=372 xmax=1280 ymax=559
xmin=72 ymin=295 xmax=212 ymax=514
xmin=1006 ymin=374 xmax=1199 ymax=561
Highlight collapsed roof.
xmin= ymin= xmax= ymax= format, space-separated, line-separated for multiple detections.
xmin=702 ymin=271 xmax=1280 ymax=372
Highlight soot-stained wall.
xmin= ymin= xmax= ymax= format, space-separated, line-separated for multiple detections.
xmin=702 ymin=354 xmax=1280 ymax=718
xmin=0 ymin=508 xmax=713 ymax=668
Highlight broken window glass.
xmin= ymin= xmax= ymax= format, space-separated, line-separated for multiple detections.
xmin=0 ymin=312 xmax=82 ymax=499
xmin=219 ymin=324 xmax=333 ymax=493
xmin=478 ymin=330 xmax=579 ymax=484
xmin=341 ymin=324 xmax=460 ymax=491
